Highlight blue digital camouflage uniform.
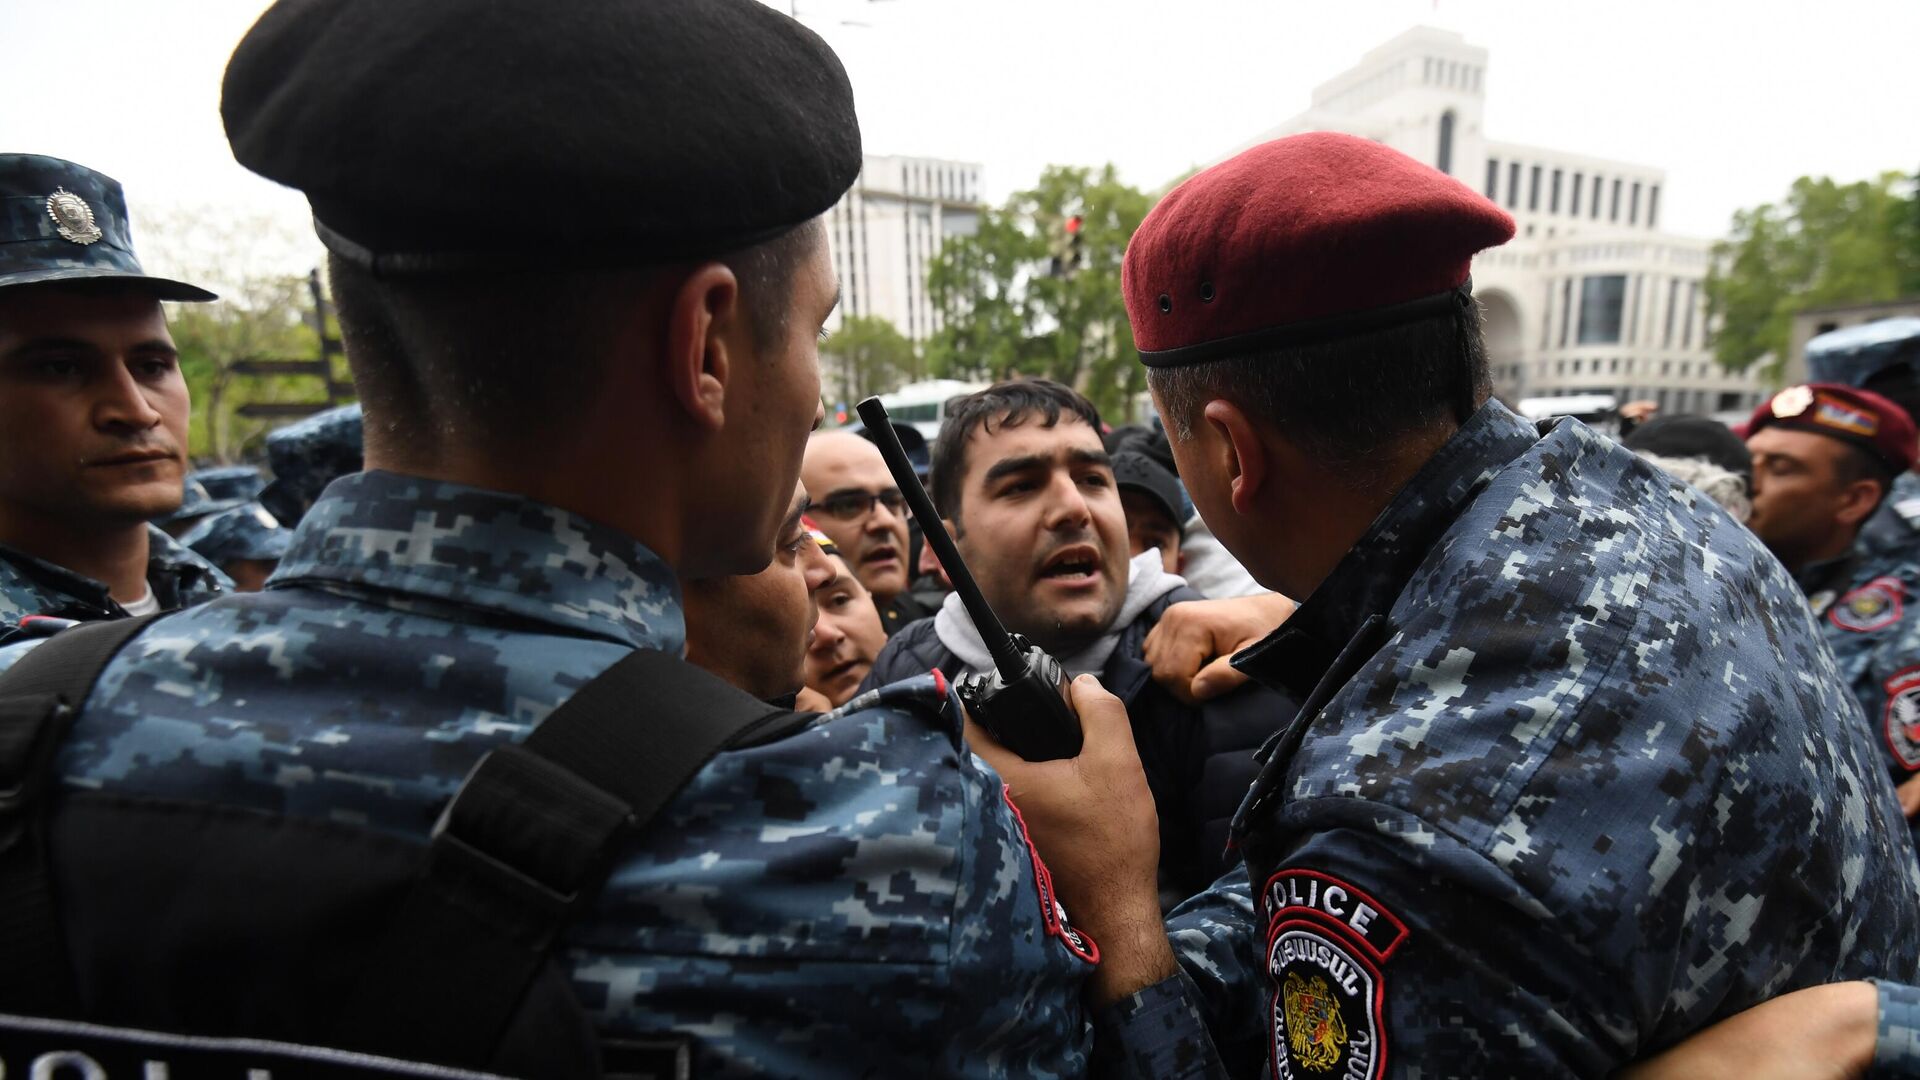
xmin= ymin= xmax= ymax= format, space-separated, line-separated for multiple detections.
xmin=1156 ymin=401 xmax=1920 ymax=1079
xmin=1881 ymin=981 xmax=1920 ymax=1078
xmin=0 ymin=470 xmax=1225 ymax=1079
xmin=1798 ymin=544 xmax=1920 ymax=856
xmin=0 ymin=525 xmax=229 ymax=630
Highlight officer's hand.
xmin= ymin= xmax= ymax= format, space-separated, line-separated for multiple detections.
xmin=1144 ymin=592 xmax=1296 ymax=704
xmin=965 ymin=675 xmax=1175 ymax=1008
xmin=1897 ymin=773 xmax=1920 ymax=820
xmin=794 ymin=686 xmax=834 ymax=713
xmin=1614 ymin=981 xmax=1875 ymax=1080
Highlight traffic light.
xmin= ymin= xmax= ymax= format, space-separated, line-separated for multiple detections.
xmin=1051 ymin=215 xmax=1085 ymax=278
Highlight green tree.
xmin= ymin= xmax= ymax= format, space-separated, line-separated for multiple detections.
xmin=926 ymin=164 xmax=1154 ymax=420
xmin=139 ymin=208 xmax=336 ymax=460
xmin=822 ymin=314 xmax=918 ymax=403
xmin=1706 ymin=171 xmax=1920 ymax=379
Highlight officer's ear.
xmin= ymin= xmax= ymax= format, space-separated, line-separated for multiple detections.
xmin=663 ymin=262 xmax=745 ymax=433
xmin=1201 ymin=399 xmax=1269 ymax=517
xmin=1837 ymin=476 xmax=1888 ymax=529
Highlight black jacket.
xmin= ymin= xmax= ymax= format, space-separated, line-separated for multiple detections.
xmin=862 ymin=588 xmax=1298 ymax=905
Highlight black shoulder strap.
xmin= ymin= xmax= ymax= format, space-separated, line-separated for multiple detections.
xmin=336 ymin=649 xmax=795 ymax=1069
xmin=0 ymin=614 xmax=163 ymax=1017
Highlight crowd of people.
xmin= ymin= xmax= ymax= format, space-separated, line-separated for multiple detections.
xmin=0 ymin=0 xmax=1918 ymax=1076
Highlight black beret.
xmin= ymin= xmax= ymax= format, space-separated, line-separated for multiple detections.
xmin=222 ymin=0 xmax=862 ymax=276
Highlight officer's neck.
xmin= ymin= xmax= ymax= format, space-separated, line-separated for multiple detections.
xmin=1778 ymin=526 xmax=1861 ymax=580
xmin=1255 ymin=420 xmax=1457 ymax=602
xmin=0 ymin=505 xmax=151 ymax=603
xmin=365 ymin=447 xmax=686 ymax=571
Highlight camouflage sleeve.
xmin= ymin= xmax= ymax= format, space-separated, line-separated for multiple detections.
xmin=1875 ymin=980 xmax=1920 ymax=1079
xmin=1161 ymin=864 xmax=1270 ymax=1075
xmin=1089 ymin=970 xmax=1228 ymax=1079
xmin=567 ymin=674 xmax=1102 ymax=1078
xmin=1256 ymin=823 xmax=1633 ymax=1078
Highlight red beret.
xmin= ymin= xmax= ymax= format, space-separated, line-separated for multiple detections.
xmin=1124 ymin=132 xmax=1515 ymax=367
xmin=1745 ymin=383 xmax=1918 ymax=474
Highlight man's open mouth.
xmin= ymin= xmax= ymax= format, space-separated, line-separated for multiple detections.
xmin=1038 ymin=545 xmax=1101 ymax=581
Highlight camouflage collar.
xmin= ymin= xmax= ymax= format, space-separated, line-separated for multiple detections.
xmin=0 ymin=524 xmax=229 ymax=621
xmin=1796 ymin=547 xmax=1864 ymax=600
xmin=1234 ymin=400 xmax=1541 ymax=697
xmin=271 ymin=470 xmax=684 ymax=652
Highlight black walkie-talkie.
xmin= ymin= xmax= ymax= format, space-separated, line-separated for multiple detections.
xmin=854 ymin=398 xmax=1083 ymax=761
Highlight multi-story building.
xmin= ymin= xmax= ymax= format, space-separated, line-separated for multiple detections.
xmin=1225 ymin=27 xmax=1766 ymax=417
xmin=823 ymin=154 xmax=984 ymax=345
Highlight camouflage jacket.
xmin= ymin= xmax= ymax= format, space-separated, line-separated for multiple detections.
xmin=0 ymin=470 xmax=1223 ymax=1078
xmin=1861 ymin=470 xmax=1920 ymax=562
xmin=1799 ymin=543 xmax=1920 ymax=853
xmin=1160 ymin=402 xmax=1920 ymax=1079
xmin=0 ymin=524 xmax=229 ymax=630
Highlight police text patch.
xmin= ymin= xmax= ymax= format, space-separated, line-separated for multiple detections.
xmin=1883 ymin=667 xmax=1920 ymax=770
xmin=1262 ymin=871 xmax=1403 ymax=1079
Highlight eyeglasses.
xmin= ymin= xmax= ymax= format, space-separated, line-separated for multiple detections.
xmin=815 ymin=489 xmax=908 ymax=521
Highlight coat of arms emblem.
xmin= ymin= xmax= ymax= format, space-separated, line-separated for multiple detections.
xmin=46 ymin=188 xmax=102 ymax=245
xmin=1282 ymin=971 xmax=1348 ymax=1071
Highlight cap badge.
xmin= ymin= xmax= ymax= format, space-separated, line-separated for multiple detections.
xmin=46 ymin=188 xmax=102 ymax=246
xmin=1771 ymin=385 xmax=1814 ymax=419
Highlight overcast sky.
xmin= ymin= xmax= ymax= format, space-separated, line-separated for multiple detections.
xmin=3 ymin=0 xmax=1914 ymax=279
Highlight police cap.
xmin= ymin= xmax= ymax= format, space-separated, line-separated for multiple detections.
xmin=181 ymin=503 xmax=294 ymax=565
xmin=0 ymin=154 xmax=215 ymax=301
xmin=221 ymin=0 xmax=863 ymax=276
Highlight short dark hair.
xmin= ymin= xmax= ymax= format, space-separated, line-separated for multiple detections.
xmin=328 ymin=220 xmax=823 ymax=459
xmin=1833 ymin=441 xmax=1898 ymax=511
xmin=930 ymin=378 xmax=1103 ymax=521
xmin=1147 ymin=307 xmax=1488 ymax=486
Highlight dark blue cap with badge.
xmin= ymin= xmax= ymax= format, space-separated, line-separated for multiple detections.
xmin=193 ymin=465 xmax=267 ymax=504
xmin=258 ymin=404 xmax=364 ymax=528
xmin=180 ymin=503 xmax=293 ymax=565
xmin=221 ymin=0 xmax=863 ymax=276
xmin=159 ymin=466 xmax=270 ymax=528
xmin=0 ymin=154 xmax=215 ymax=301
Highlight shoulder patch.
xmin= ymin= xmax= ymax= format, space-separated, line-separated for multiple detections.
xmin=1262 ymin=870 xmax=1402 ymax=1080
xmin=1883 ymin=667 xmax=1920 ymax=770
xmin=1002 ymin=786 xmax=1099 ymax=965
xmin=1895 ymin=498 xmax=1920 ymax=528
xmin=1832 ymin=577 xmax=1905 ymax=633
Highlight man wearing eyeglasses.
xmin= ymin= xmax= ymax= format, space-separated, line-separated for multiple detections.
xmin=801 ymin=430 xmax=935 ymax=636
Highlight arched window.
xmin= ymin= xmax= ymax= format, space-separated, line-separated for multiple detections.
xmin=1437 ymin=110 xmax=1456 ymax=175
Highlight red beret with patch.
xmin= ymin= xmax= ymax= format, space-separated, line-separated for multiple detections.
xmin=1745 ymin=383 xmax=1918 ymax=474
xmin=1124 ymin=132 xmax=1515 ymax=367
